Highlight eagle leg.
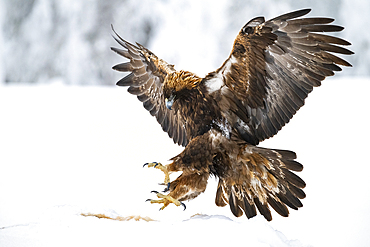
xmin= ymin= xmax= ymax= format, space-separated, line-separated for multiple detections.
xmin=143 ymin=162 xmax=171 ymax=189
xmin=146 ymin=191 xmax=186 ymax=211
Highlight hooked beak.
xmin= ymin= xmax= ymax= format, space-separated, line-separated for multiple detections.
xmin=165 ymin=95 xmax=175 ymax=110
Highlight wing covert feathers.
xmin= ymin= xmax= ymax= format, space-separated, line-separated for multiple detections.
xmin=111 ymin=26 xmax=188 ymax=146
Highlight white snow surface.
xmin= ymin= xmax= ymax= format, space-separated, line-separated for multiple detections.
xmin=0 ymin=78 xmax=370 ymax=247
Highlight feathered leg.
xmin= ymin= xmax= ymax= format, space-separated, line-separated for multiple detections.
xmin=167 ymin=171 xmax=209 ymax=201
xmin=145 ymin=161 xmax=209 ymax=211
xmin=144 ymin=133 xmax=213 ymax=211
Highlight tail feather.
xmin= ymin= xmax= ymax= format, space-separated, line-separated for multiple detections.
xmin=281 ymin=168 xmax=306 ymax=188
xmin=229 ymin=191 xmax=243 ymax=217
xmin=277 ymin=192 xmax=300 ymax=210
xmin=289 ymin=185 xmax=306 ymax=199
xmin=215 ymin=184 xmax=228 ymax=207
xmin=242 ymin=197 xmax=257 ymax=219
xmin=267 ymin=197 xmax=289 ymax=217
xmin=215 ymin=145 xmax=305 ymax=221
xmin=254 ymin=197 xmax=272 ymax=221
xmin=284 ymin=160 xmax=303 ymax=171
xmin=280 ymin=189 xmax=304 ymax=208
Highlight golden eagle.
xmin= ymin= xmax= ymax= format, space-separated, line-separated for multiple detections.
xmin=111 ymin=9 xmax=353 ymax=221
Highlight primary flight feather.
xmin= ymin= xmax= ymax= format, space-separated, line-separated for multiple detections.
xmin=111 ymin=9 xmax=352 ymax=221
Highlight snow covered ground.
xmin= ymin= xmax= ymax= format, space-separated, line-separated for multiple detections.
xmin=0 ymin=78 xmax=369 ymax=246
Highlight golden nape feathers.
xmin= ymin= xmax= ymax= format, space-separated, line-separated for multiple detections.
xmin=163 ymin=70 xmax=202 ymax=95
xmin=163 ymin=70 xmax=203 ymax=110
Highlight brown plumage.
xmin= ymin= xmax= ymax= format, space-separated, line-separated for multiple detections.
xmin=111 ymin=9 xmax=353 ymax=221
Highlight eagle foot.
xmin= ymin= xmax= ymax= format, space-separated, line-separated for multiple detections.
xmin=143 ymin=162 xmax=170 ymax=187
xmin=146 ymin=191 xmax=186 ymax=211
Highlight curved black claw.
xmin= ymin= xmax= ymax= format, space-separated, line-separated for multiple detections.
xmin=180 ymin=202 xmax=186 ymax=211
xmin=143 ymin=162 xmax=158 ymax=168
xmin=146 ymin=191 xmax=159 ymax=202
xmin=163 ymin=183 xmax=171 ymax=193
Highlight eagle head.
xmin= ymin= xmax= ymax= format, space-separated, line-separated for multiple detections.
xmin=163 ymin=70 xmax=202 ymax=110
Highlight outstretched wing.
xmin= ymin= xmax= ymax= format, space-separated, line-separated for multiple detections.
xmin=205 ymin=9 xmax=353 ymax=145
xmin=111 ymin=26 xmax=188 ymax=146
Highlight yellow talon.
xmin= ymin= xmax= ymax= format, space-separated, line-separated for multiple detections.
xmin=146 ymin=191 xmax=186 ymax=211
xmin=144 ymin=162 xmax=170 ymax=185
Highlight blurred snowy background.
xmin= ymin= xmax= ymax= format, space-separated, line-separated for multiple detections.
xmin=1 ymin=1 xmax=370 ymax=247
xmin=0 ymin=0 xmax=368 ymax=85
